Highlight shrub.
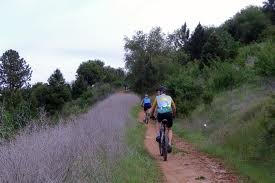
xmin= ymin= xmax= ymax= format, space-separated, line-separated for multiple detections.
xmin=206 ymin=61 xmax=248 ymax=92
xmin=254 ymin=41 xmax=275 ymax=76
xmin=166 ymin=64 xmax=203 ymax=116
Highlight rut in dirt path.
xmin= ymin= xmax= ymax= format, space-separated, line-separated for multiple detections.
xmin=139 ymin=112 xmax=238 ymax=183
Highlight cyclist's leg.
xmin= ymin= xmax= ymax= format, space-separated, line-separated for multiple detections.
xmin=143 ymin=105 xmax=147 ymax=121
xmin=156 ymin=113 xmax=162 ymax=142
xmin=167 ymin=128 xmax=173 ymax=145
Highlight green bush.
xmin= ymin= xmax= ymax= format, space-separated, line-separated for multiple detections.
xmin=206 ymin=61 xmax=248 ymax=92
xmin=166 ymin=64 xmax=203 ymax=116
xmin=254 ymin=41 xmax=275 ymax=76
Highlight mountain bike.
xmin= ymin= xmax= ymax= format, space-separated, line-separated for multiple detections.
xmin=144 ymin=110 xmax=150 ymax=124
xmin=159 ymin=119 xmax=169 ymax=161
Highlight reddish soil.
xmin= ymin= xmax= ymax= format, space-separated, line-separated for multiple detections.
xmin=138 ymin=111 xmax=238 ymax=183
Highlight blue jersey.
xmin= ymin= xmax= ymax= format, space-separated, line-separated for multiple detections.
xmin=143 ymin=97 xmax=151 ymax=104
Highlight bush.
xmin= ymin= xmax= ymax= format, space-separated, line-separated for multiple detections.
xmin=254 ymin=41 xmax=275 ymax=76
xmin=166 ymin=64 xmax=203 ymax=116
xmin=223 ymin=6 xmax=271 ymax=43
xmin=206 ymin=61 xmax=249 ymax=92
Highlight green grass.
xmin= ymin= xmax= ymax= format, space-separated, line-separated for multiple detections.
xmin=112 ymin=105 xmax=162 ymax=183
xmin=173 ymin=83 xmax=275 ymax=183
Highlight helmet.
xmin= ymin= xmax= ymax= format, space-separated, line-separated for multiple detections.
xmin=145 ymin=94 xmax=148 ymax=97
xmin=159 ymin=85 xmax=166 ymax=93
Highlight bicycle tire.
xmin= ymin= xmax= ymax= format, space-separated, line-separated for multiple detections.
xmin=162 ymin=136 xmax=168 ymax=161
xmin=159 ymin=131 xmax=162 ymax=155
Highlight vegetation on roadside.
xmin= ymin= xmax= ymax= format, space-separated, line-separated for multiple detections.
xmin=173 ymin=84 xmax=275 ymax=182
xmin=124 ymin=0 xmax=275 ymax=182
xmin=112 ymin=105 xmax=162 ymax=183
xmin=0 ymin=51 xmax=126 ymax=138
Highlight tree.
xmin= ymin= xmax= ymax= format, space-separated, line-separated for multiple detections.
xmin=124 ymin=27 xmax=171 ymax=93
xmin=186 ymin=23 xmax=206 ymax=60
xmin=71 ymin=76 xmax=88 ymax=99
xmin=223 ymin=6 xmax=271 ymax=43
xmin=202 ymin=30 xmax=238 ymax=65
xmin=263 ymin=0 xmax=275 ymax=24
xmin=31 ymin=82 xmax=49 ymax=110
xmin=76 ymin=60 xmax=105 ymax=86
xmin=48 ymin=69 xmax=65 ymax=87
xmin=168 ymin=23 xmax=190 ymax=50
xmin=0 ymin=49 xmax=32 ymax=90
xmin=46 ymin=69 xmax=71 ymax=114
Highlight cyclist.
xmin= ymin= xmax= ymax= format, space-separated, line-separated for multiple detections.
xmin=141 ymin=94 xmax=152 ymax=122
xmin=151 ymin=86 xmax=176 ymax=153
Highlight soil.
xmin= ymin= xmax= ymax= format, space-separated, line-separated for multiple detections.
xmin=138 ymin=111 xmax=238 ymax=183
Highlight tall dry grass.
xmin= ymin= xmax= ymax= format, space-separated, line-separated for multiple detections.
xmin=0 ymin=93 xmax=139 ymax=183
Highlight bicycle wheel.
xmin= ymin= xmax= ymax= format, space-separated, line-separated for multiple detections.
xmin=145 ymin=113 xmax=149 ymax=124
xmin=162 ymin=135 xmax=168 ymax=161
xmin=159 ymin=130 xmax=162 ymax=155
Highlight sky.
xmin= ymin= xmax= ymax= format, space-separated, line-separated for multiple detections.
xmin=0 ymin=0 xmax=264 ymax=83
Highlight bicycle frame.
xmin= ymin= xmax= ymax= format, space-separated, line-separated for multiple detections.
xmin=145 ymin=110 xmax=150 ymax=124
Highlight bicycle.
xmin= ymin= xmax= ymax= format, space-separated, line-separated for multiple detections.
xmin=144 ymin=110 xmax=150 ymax=124
xmin=159 ymin=119 xmax=169 ymax=161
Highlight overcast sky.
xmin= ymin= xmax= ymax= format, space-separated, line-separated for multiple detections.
xmin=0 ymin=0 xmax=264 ymax=83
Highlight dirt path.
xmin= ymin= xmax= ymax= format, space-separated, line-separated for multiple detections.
xmin=139 ymin=111 xmax=238 ymax=183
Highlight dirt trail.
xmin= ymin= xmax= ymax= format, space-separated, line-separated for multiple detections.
xmin=139 ymin=112 xmax=238 ymax=183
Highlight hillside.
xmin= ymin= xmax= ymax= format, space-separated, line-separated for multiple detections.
xmin=174 ymin=80 xmax=275 ymax=182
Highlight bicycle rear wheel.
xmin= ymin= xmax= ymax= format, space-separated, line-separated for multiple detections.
xmin=159 ymin=131 xmax=162 ymax=155
xmin=162 ymin=136 xmax=168 ymax=161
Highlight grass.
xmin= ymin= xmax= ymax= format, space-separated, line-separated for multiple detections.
xmin=173 ymin=83 xmax=275 ymax=183
xmin=112 ymin=105 xmax=162 ymax=183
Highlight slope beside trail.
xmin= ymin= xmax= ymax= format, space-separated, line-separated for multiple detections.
xmin=0 ymin=93 xmax=139 ymax=183
xmin=139 ymin=112 xmax=238 ymax=183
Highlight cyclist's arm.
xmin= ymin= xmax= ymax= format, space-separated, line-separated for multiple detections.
xmin=171 ymin=99 xmax=176 ymax=115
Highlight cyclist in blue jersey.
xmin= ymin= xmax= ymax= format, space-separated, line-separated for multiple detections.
xmin=141 ymin=94 xmax=152 ymax=122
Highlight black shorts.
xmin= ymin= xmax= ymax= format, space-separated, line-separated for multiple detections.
xmin=157 ymin=112 xmax=173 ymax=128
xmin=143 ymin=103 xmax=151 ymax=111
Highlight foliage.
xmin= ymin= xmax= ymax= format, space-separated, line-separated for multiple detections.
xmin=167 ymin=22 xmax=190 ymax=50
xmin=112 ymin=105 xmax=161 ymax=183
xmin=71 ymin=76 xmax=88 ymax=99
xmin=186 ymin=23 xmax=207 ymax=60
xmin=76 ymin=60 xmax=105 ymax=86
xmin=174 ymin=83 xmax=275 ymax=182
xmin=165 ymin=64 xmax=203 ymax=116
xmin=263 ymin=0 xmax=275 ymax=24
xmin=223 ymin=6 xmax=271 ymax=43
xmin=254 ymin=41 xmax=275 ymax=76
xmin=205 ymin=62 xmax=249 ymax=92
xmin=201 ymin=30 xmax=239 ymax=65
xmin=0 ymin=49 xmax=32 ymax=90
xmin=46 ymin=69 xmax=71 ymax=114
xmin=124 ymin=27 xmax=172 ymax=94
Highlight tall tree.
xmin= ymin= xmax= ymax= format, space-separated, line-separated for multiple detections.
xmin=202 ymin=30 xmax=238 ymax=65
xmin=0 ymin=50 xmax=32 ymax=90
xmin=47 ymin=69 xmax=71 ymax=113
xmin=223 ymin=6 xmax=271 ymax=43
xmin=76 ymin=60 xmax=105 ymax=86
xmin=263 ymin=0 xmax=275 ymax=24
xmin=186 ymin=23 xmax=206 ymax=60
xmin=168 ymin=22 xmax=190 ymax=50
xmin=124 ymin=27 xmax=170 ymax=93
xmin=48 ymin=69 xmax=65 ymax=87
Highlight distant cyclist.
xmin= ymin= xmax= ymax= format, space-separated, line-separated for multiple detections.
xmin=141 ymin=94 xmax=152 ymax=122
xmin=151 ymin=86 xmax=176 ymax=153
